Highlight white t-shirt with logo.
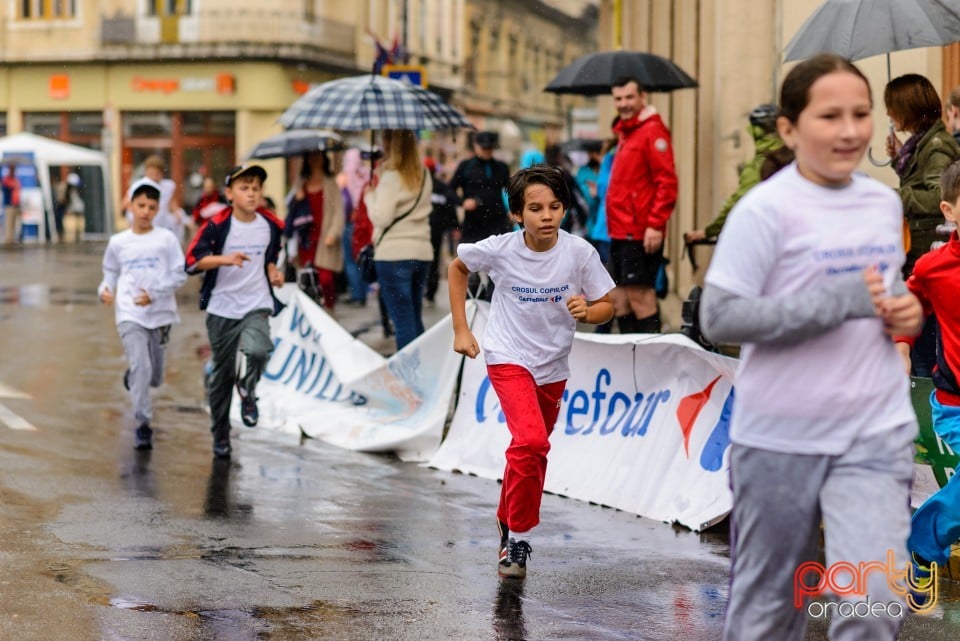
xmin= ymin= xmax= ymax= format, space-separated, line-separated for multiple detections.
xmin=458 ymin=229 xmax=615 ymax=385
xmin=206 ymin=214 xmax=274 ymax=319
xmin=705 ymin=164 xmax=916 ymax=455
xmin=98 ymin=227 xmax=186 ymax=329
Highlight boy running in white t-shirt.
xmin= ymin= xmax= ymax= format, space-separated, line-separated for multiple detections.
xmin=448 ymin=164 xmax=615 ymax=579
xmin=185 ymin=165 xmax=285 ymax=459
xmin=99 ymin=178 xmax=187 ymax=450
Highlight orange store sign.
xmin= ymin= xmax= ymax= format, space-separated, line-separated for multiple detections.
xmin=131 ymin=73 xmax=235 ymax=95
xmin=49 ymin=74 xmax=70 ymax=99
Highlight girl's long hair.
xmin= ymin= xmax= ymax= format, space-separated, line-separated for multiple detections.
xmin=382 ymin=129 xmax=423 ymax=190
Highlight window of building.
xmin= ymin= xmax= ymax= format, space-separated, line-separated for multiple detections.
xmin=19 ymin=0 xmax=76 ymax=19
xmin=0 ymin=114 xmax=7 ymax=137
xmin=146 ymin=0 xmax=192 ymax=16
xmin=24 ymin=112 xmax=104 ymax=149
xmin=304 ymin=0 xmax=314 ymax=23
xmin=182 ymin=111 xmax=235 ymax=137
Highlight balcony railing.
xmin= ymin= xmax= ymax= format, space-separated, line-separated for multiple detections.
xmin=98 ymin=11 xmax=354 ymax=57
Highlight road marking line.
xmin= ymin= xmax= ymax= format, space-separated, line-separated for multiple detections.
xmin=0 ymin=383 xmax=30 ymax=399
xmin=0 ymin=402 xmax=36 ymax=431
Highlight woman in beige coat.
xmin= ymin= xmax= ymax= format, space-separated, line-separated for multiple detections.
xmin=286 ymin=151 xmax=344 ymax=310
xmin=363 ymin=129 xmax=433 ymax=349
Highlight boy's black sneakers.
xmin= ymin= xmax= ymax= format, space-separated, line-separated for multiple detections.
xmin=498 ymin=538 xmax=532 ymax=579
xmin=212 ymin=424 xmax=231 ymax=459
xmin=134 ymin=423 xmax=153 ymax=450
xmin=240 ymin=392 xmax=258 ymax=427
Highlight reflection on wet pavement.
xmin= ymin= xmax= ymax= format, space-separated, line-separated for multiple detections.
xmin=204 ymin=458 xmax=238 ymax=519
xmin=0 ymin=284 xmax=97 ymax=307
xmin=493 ymin=579 xmax=526 ymax=641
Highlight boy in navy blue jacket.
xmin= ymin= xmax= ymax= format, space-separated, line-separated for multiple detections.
xmin=185 ymin=164 xmax=285 ymax=458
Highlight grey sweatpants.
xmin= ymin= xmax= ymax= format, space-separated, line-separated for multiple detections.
xmin=205 ymin=309 xmax=273 ymax=432
xmin=722 ymin=423 xmax=915 ymax=641
xmin=117 ymin=321 xmax=170 ymax=426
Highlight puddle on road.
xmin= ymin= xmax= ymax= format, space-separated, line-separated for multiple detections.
xmin=0 ymin=284 xmax=97 ymax=307
xmin=106 ymin=598 xmax=362 ymax=639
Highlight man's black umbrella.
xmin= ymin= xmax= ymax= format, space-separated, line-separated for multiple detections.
xmin=544 ymin=51 xmax=698 ymax=96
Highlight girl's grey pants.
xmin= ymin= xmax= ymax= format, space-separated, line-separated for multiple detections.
xmin=722 ymin=423 xmax=916 ymax=641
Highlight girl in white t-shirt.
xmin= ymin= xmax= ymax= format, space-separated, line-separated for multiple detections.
xmin=448 ymin=165 xmax=615 ymax=580
xmin=701 ymin=55 xmax=926 ymax=641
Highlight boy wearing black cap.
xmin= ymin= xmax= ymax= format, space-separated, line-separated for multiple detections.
xmin=185 ymin=164 xmax=285 ymax=459
xmin=99 ymin=178 xmax=187 ymax=450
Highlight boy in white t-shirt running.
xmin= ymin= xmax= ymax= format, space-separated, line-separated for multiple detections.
xmin=448 ymin=164 xmax=615 ymax=579
xmin=99 ymin=178 xmax=187 ymax=450
xmin=185 ymin=165 xmax=285 ymax=459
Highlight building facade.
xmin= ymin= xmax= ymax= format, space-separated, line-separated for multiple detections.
xmin=598 ymin=0 xmax=955 ymax=297
xmin=0 ymin=0 xmax=597 ymax=237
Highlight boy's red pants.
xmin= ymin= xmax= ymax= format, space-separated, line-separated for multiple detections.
xmin=487 ymin=363 xmax=566 ymax=534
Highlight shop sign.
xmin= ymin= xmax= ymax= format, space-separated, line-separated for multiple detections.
xmin=131 ymin=73 xmax=235 ymax=95
xmin=48 ymin=75 xmax=70 ymax=100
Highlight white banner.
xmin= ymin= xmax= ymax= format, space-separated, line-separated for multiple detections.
xmin=428 ymin=303 xmax=738 ymax=531
xmin=230 ymin=287 xmax=465 ymax=462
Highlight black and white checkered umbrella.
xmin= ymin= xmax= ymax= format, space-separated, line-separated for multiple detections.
xmin=279 ymin=75 xmax=474 ymax=132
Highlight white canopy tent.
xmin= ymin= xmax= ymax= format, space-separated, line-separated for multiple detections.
xmin=0 ymin=132 xmax=112 ymax=242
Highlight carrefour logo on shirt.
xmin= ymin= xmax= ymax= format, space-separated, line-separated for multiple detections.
xmin=511 ymin=284 xmax=569 ymax=304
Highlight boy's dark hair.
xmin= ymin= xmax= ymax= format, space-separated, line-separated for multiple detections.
xmin=941 ymin=159 xmax=960 ymax=205
xmin=506 ymin=165 xmax=571 ymax=215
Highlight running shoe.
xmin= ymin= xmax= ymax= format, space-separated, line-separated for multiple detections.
xmin=908 ymin=552 xmax=934 ymax=609
xmin=212 ymin=424 xmax=231 ymax=459
xmin=240 ymin=393 xmax=259 ymax=427
xmin=134 ymin=423 xmax=152 ymax=450
xmin=498 ymin=538 xmax=532 ymax=579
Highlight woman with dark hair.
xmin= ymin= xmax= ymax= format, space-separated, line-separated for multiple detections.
xmin=885 ymin=73 xmax=960 ymax=274
xmin=885 ymin=74 xmax=960 ymax=377
xmin=285 ymin=151 xmax=344 ymax=311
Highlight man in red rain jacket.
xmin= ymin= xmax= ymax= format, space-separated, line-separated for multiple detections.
xmin=606 ymin=77 xmax=678 ymax=333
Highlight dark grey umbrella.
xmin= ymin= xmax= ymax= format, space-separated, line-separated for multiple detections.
xmin=784 ymin=0 xmax=960 ymax=71
xmin=246 ymin=129 xmax=344 ymax=160
xmin=544 ymin=51 xmax=698 ymax=96
xmin=784 ymin=0 xmax=960 ymax=166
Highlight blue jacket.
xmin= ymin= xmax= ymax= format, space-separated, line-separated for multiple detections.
xmin=185 ymin=206 xmax=286 ymax=315
xmin=589 ymin=150 xmax=615 ymax=243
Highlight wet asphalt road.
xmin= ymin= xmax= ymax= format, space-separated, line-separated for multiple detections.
xmin=0 ymin=243 xmax=958 ymax=641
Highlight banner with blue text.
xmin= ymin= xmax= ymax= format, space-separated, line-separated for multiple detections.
xmin=429 ymin=303 xmax=739 ymax=531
